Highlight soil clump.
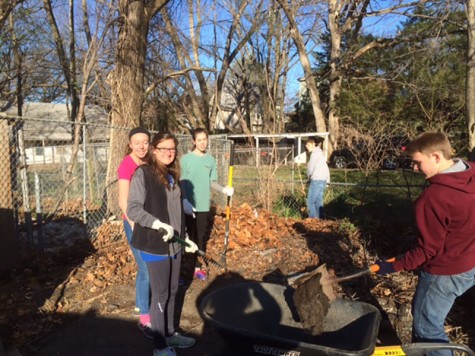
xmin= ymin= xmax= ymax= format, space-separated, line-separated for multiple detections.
xmin=292 ymin=272 xmax=331 ymax=335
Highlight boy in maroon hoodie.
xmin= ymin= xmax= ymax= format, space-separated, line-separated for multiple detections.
xmin=375 ymin=132 xmax=475 ymax=356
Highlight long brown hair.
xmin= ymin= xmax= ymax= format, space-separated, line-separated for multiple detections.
xmin=148 ymin=132 xmax=180 ymax=189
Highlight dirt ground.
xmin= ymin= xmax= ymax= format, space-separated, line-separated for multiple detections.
xmin=1 ymin=207 xmax=474 ymax=356
xmin=1 ymin=250 xmax=233 ymax=356
xmin=20 ymin=275 xmax=234 ymax=356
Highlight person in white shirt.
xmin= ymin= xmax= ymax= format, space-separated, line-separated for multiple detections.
xmin=305 ymin=136 xmax=330 ymax=218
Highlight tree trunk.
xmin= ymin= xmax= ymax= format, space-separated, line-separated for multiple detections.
xmin=276 ymin=0 xmax=327 ymax=133
xmin=467 ymin=0 xmax=475 ymax=160
xmin=10 ymin=13 xmax=30 ymax=216
xmin=187 ymin=0 xmax=211 ymax=128
xmin=327 ymin=0 xmax=343 ymax=153
xmin=106 ymin=0 xmax=168 ymax=215
xmin=43 ymin=0 xmax=79 ymax=124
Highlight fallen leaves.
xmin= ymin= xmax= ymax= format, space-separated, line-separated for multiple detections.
xmin=206 ymin=203 xmax=321 ymax=279
xmin=1 ymin=203 xmax=473 ymax=352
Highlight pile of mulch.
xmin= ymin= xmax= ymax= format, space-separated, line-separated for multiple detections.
xmin=206 ymin=203 xmax=320 ymax=280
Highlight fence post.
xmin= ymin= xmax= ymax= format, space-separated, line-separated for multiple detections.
xmin=255 ymin=137 xmax=260 ymax=168
xmin=17 ymin=120 xmax=31 ymax=220
xmin=34 ymin=172 xmax=44 ymax=252
xmin=19 ymin=123 xmax=34 ymax=243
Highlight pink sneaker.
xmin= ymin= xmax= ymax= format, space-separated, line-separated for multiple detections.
xmin=194 ymin=269 xmax=207 ymax=280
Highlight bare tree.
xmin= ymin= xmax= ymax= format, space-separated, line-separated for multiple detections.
xmin=208 ymin=0 xmax=267 ymax=129
xmin=81 ymin=0 xmax=112 ymax=107
xmin=41 ymin=0 xmax=115 ymax=218
xmin=147 ymin=0 xmax=267 ymax=132
xmin=337 ymin=120 xmax=405 ymax=174
xmin=43 ymin=0 xmax=80 ymax=123
xmin=228 ymin=0 xmax=296 ymax=135
xmin=0 ymin=1 xmax=25 ymax=245
xmin=0 ymin=0 xmax=25 ymax=30
xmin=158 ymin=3 xmax=211 ymax=129
xmin=275 ymin=0 xmax=327 ymax=133
xmin=277 ymin=0 xmax=428 ymax=153
xmin=327 ymin=1 xmax=428 ymax=151
xmin=106 ymin=0 xmax=169 ymax=214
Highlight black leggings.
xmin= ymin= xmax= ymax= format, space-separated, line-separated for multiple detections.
xmin=146 ymin=254 xmax=181 ymax=349
xmin=185 ymin=212 xmax=209 ymax=268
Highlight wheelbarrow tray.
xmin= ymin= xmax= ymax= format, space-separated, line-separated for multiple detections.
xmin=199 ymin=282 xmax=381 ymax=356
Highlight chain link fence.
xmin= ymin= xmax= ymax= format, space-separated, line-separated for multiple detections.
xmin=0 ymin=115 xmax=425 ymax=252
xmin=0 ymin=116 xmax=233 ymax=250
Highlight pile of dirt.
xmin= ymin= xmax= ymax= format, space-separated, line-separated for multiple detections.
xmin=292 ymin=272 xmax=331 ymax=335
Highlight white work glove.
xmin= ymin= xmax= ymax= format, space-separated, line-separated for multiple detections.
xmin=183 ymin=198 xmax=196 ymax=218
xmin=151 ymin=220 xmax=174 ymax=242
xmin=222 ymin=186 xmax=234 ymax=197
xmin=184 ymin=236 xmax=198 ymax=253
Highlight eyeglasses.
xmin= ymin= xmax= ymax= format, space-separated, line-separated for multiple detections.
xmin=155 ymin=147 xmax=177 ymax=153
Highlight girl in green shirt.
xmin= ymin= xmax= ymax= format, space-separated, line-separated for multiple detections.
xmin=180 ymin=128 xmax=234 ymax=280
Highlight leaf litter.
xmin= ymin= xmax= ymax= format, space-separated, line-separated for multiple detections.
xmin=0 ymin=203 xmax=473 ymax=353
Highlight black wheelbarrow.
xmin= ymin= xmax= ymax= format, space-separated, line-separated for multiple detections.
xmin=198 ymin=282 xmax=474 ymax=356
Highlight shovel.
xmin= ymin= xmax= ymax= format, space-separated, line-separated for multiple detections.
xmin=288 ymin=258 xmax=395 ymax=300
xmin=221 ymin=141 xmax=235 ymax=269
xmin=325 ymin=263 xmax=382 ymax=284
xmin=171 ymin=234 xmax=226 ymax=271
xmin=329 ymin=257 xmax=396 ymax=284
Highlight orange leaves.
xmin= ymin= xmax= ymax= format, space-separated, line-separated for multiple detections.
xmin=210 ymin=203 xmax=294 ymax=252
xmin=206 ymin=204 xmax=320 ymax=280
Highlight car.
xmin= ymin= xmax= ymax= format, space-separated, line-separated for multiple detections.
xmin=329 ymin=135 xmax=411 ymax=170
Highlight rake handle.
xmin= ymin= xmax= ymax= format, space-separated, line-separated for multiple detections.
xmin=171 ymin=234 xmax=204 ymax=256
xmin=221 ymin=141 xmax=235 ymax=265
xmin=157 ymin=228 xmax=200 ymax=253
xmin=157 ymin=229 xmax=225 ymax=270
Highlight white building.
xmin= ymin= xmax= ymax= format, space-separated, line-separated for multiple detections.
xmin=3 ymin=102 xmax=109 ymax=165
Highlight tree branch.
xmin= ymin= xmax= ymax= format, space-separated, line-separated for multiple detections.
xmin=144 ymin=67 xmax=216 ymax=97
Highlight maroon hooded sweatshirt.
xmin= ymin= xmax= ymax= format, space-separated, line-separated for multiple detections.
xmin=393 ymin=160 xmax=475 ymax=275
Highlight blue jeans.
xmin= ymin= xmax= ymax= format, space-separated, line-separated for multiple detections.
xmin=124 ymin=219 xmax=150 ymax=314
xmin=307 ymin=180 xmax=326 ymax=218
xmin=412 ymin=267 xmax=475 ymax=356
